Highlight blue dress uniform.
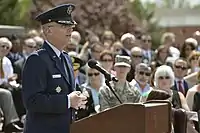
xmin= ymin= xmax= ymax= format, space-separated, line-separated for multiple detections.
xmin=22 ymin=4 xmax=76 ymax=133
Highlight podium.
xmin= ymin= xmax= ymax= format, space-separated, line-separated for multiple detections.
xmin=71 ymin=102 xmax=171 ymax=133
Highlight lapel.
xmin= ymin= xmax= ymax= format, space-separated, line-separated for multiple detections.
xmin=174 ymin=81 xmax=178 ymax=91
xmin=183 ymin=80 xmax=189 ymax=92
xmin=42 ymin=42 xmax=71 ymax=86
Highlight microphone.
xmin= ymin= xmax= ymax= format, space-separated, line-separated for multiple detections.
xmin=88 ymin=59 xmax=118 ymax=82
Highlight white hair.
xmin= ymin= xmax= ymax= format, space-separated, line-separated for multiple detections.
xmin=71 ymin=31 xmax=81 ymax=41
xmin=33 ymin=36 xmax=44 ymax=44
xmin=185 ymin=37 xmax=198 ymax=47
xmin=154 ymin=65 xmax=175 ymax=88
xmin=24 ymin=38 xmax=37 ymax=47
xmin=161 ymin=32 xmax=175 ymax=44
xmin=120 ymin=33 xmax=135 ymax=42
xmin=0 ymin=37 xmax=12 ymax=49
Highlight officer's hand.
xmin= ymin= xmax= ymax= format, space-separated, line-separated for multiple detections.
xmin=68 ymin=91 xmax=87 ymax=110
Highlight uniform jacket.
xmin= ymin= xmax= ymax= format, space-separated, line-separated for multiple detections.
xmin=22 ymin=41 xmax=75 ymax=133
xmin=99 ymin=81 xmax=141 ymax=111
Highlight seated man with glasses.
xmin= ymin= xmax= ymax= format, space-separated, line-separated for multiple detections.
xmin=127 ymin=47 xmax=144 ymax=82
xmin=14 ymin=38 xmax=37 ymax=84
xmin=172 ymin=58 xmax=190 ymax=96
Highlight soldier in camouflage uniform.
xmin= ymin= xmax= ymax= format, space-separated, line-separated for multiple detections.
xmin=99 ymin=55 xmax=141 ymax=111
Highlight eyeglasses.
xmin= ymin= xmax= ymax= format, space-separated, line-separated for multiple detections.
xmin=115 ymin=49 xmax=121 ymax=52
xmin=49 ymin=24 xmax=74 ymax=29
xmin=132 ymin=55 xmax=142 ymax=58
xmin=142 ymin=39 xmax=151 ymax=43
xmin=175 ymin=65 xmax=187 ymax=70
xmin=91 ymin=49 xmax=101 ymax=53
xmin=88 ymin=72 xmax=100 ymax=77
xmin=138 ymin=71 xmax=151 ymax=76
xmin=0 ymin=45 xmax=10 ymax=50
xmin=101 ymin=59 xmax=113 ymax=62
xmin=191 ymin=57 xmax=199 ymax=60
xmin=27 ymin=45 xmax=37 ymax=49
xmin=185 ymin=47 xmax=192 ymax=51
xmin=158 ymin=76 xmax=170 ymax=80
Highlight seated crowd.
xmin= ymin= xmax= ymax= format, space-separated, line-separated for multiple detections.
xmin=0 ymin=29 xmax=200 ymax=133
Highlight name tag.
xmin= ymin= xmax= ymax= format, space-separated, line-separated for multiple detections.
xmin=52 ymin=74 xmax=61 ymax=78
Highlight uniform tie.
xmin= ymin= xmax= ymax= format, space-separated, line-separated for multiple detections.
xmin=60 ymin=53 xmax=71 ymax=84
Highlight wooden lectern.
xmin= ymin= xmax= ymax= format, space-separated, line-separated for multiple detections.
xmin=71 ymin=102 xmax=171 ymax=133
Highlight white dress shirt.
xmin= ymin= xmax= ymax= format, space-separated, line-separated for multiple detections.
xmin=0 ymin=56 xmax=13 ymax=85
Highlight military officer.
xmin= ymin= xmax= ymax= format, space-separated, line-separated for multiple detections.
xmin=22 ymin=4 xmax=87 ymax=133
xmin=99 ymin=55 xmax=141 ymax=111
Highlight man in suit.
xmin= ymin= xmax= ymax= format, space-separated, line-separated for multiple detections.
xmin=22 ymin=4 xmax=87 ymax=133
xmin=172 ymin=58 xmax=189 ymax=96
xmin=140 ymin=34 xmax=155 ymax=64
xmin=14 ymin=38 xmax=37 ymax=84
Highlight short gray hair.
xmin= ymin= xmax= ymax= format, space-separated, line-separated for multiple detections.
xmin=154 ymin=65 xmax=175 ymax=88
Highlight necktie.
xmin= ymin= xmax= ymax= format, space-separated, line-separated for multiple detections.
xmin=178 ymin=81 xmax=184 ymax=95
xmin=60 ymin=53 xmax=70 ymax=81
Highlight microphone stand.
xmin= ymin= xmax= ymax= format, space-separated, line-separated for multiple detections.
xmin=105 ymin=79 xmax=122 ymax=104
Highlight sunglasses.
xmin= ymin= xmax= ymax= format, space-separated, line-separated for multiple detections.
xmin=191 ymin=57 xmax=199 ymax=60
xmin=0 ymin=45 xmax=9 ymax=50
xmin=88 ymin=72 xmax=100 ymax=77
xmin=115 ymin=49 xmax=121 ymax=52
xmin=138 ymin=71 xmax=151 ymax=76
xmin=158 ymin=76 xmax=170 ymax=80
xmin=175 ymin=65 xmax=187 ymax=70
xmin=101 ymin=59 xmax=113 ymax=62
xmin=142 ymin=39 xmax=151 ymax=43
xmin=132 ymin=55 xmax=142 ymax=58
xmin=27 ymin=45 xmax=37 ymax=49
xmin=91 ymin=49 xmax=101 ymax=53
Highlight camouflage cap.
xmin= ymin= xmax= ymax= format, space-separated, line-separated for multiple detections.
xmin=114 ymin=55 xmax=131 ymax=67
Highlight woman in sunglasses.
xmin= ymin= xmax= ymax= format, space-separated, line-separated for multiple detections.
xmin=154 ymin=65 xmax=189 ymax=110
xmin=99 ymin=50 xmax=115 ymax=74
xmin=130 ymin=63 xmax=152 ymax=102
xmin=80 ymin=65 xmax=103 ymax=113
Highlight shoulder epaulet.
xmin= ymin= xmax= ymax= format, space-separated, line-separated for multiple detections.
xmin=63 ymin=51 xmax=68 ymax=55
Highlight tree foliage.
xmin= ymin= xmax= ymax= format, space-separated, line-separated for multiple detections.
xmin=0 ymin=0 xmax=31 ymax=26
xmin=128 ymin=0 xmax=164 ymax=48
xmin=31 ymin=0 xmax=142 ymax=40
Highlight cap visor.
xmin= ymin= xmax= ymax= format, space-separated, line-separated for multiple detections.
xmin=114 ymin=63 xmax=130 ymax=67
